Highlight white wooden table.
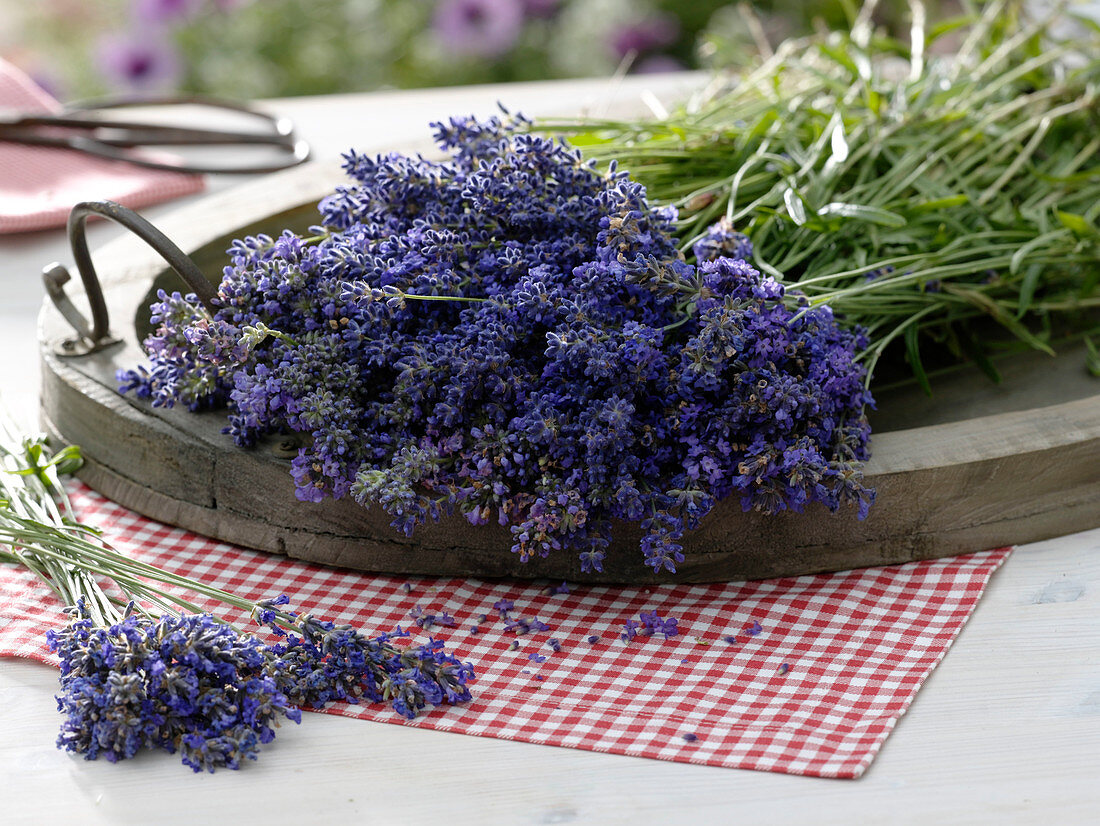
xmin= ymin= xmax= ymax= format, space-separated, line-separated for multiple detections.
xmin=1 ymin=77 xmax=1098 ymax=825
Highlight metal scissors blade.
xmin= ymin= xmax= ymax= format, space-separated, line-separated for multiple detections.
xmin=0 ymin=94 xmax=311 ymax=174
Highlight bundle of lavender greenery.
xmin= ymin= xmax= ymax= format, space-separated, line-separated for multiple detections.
xmin=0 ymin=414 xmax=473 ymax=773
xmin=119 ymin=114 xmax=874 ymax=575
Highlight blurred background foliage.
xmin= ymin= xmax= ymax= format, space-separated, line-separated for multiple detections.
xmin=0 ymin=0 xmax=947 ymax=101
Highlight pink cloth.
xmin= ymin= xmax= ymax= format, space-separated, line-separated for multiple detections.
xmin=0 ymin=482 xmax=1010 ymax=778
xmin=0 ymin=59 xmax=204 ymax=233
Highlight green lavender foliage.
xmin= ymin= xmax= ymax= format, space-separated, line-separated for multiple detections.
xmin=542 ymin=1 xmax=1100 ymax=387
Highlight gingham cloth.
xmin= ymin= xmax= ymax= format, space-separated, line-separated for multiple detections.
xmin=0 ymin=59 xmax=204 ymax=233
xmin=0 ymin=483 xmax=1010 ymax=778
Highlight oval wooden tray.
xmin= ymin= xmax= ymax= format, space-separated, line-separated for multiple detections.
xmin=37 ymin=162 xmax=1100 ymax=583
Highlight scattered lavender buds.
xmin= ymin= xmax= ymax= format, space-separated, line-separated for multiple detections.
xmin=120 ymin=112 xmax=873 ymax=573
xmin=622 ymin=610 xmax=679 ymax=642
xmin=639 ymin=610 xmax=678 ymax=639
xmin=621 ymin=619 xmax=640 ymax=642
xmin=47 ymin=600 xmax=473 ymax=772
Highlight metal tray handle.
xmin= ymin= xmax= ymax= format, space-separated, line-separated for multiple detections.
xmin=43 ymin=200 xmax=217 ymax=356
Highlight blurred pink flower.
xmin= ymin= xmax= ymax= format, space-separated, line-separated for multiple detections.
xmin=522 ymin=0 xmax=560 ymax=19
xmin=633 ymin=55 xmax=685 ymax=74
xmin=133 ymin=0 xmax=204 ymax=25
xmin=609 ymin=15 xmax=680 ymax=60
xmin=433 ymin=0 xmax=525 ymax=57
xmin=96 ymin=32 xmax=182 ymax=92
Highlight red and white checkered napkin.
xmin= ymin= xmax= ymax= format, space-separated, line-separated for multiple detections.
xmin=0 ymin=59 xmax=204 ymax=233
xmin=0 ymin=483 xmax=1010 ymax=778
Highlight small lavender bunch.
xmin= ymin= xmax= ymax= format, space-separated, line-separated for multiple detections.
xmin=0 ymin=417 xmax=474 ymax=773
xmin=48 ymin=605 xmax=301 ymax=772
xmin=120 ymin=112 xmax=872 ymax=574
xmin=45 ymin=599 xmax=473 ymax=772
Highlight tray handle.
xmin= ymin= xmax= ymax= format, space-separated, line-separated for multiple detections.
xmin=43 ymin=200 xmax=217 ymax=356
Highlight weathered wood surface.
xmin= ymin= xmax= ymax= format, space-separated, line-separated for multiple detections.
xmin=37 ymin=161 xmax=1100 ymax=583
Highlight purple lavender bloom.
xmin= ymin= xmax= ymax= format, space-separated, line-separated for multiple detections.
xmin=123 ymin=113 xmax=874 ymax=576
xmin=96 ymin=32 xmax=182 ymax=93
xmin=505 ymin=618 xmax=531 ymax=635
xmin=692 ymin=218 xmax=754 ymax=264
xmin=433 ymin=0 xmax=525 ymax=57
xmin=621 ymin=619 xmax=640 ymax=642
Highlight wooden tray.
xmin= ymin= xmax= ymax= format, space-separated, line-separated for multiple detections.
xmin=37 ymin=162 xmax=1100 ymax=583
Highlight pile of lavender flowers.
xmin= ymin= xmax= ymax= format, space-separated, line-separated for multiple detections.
xmin=47 ymin=599 xmax=473 ymax=772
xmin=120 ymin=113 xmax=873 ymax=574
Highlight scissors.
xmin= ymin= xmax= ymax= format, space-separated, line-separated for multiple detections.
xmin=0 ymin=94 xmax=311 ymax=174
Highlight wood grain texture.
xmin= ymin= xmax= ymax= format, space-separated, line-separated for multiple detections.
xmin=37 ymin=161 xmax=1100 ymax=583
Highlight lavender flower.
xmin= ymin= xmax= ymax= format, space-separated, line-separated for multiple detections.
xmin=638 ymin=610 xmax=679 ymax=639
xmin=692 ymin=217 xmax=753 ymax=263
xmin=621 ymin=619 xmax=640 ymax=642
